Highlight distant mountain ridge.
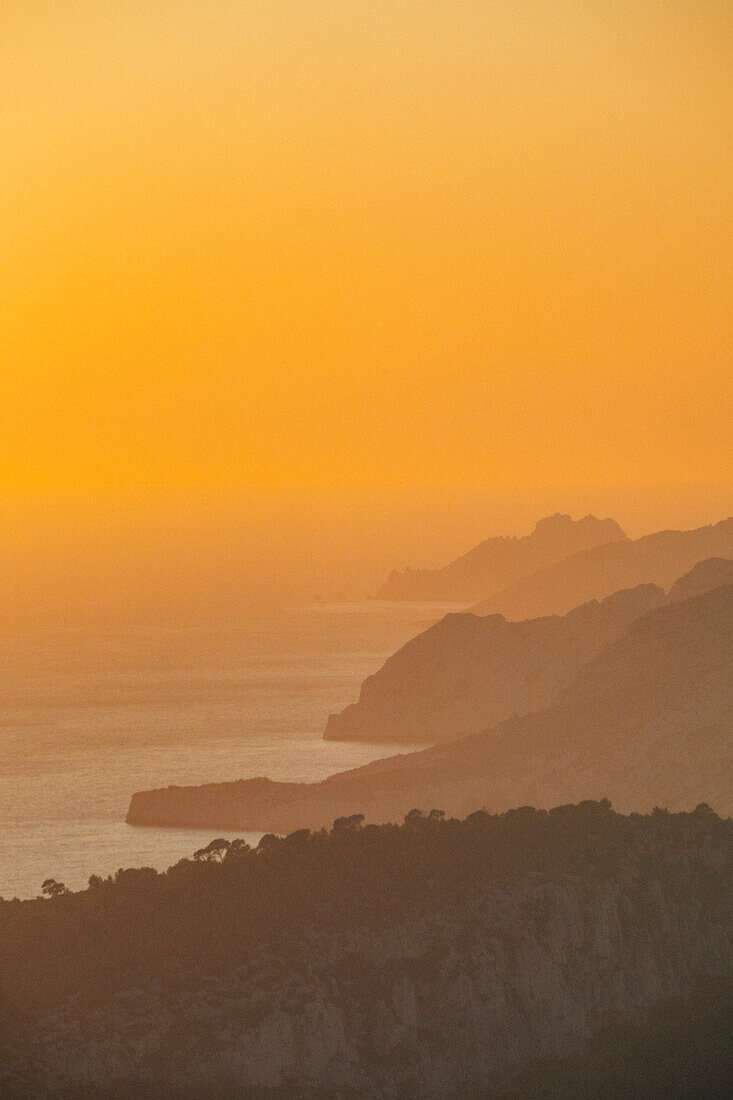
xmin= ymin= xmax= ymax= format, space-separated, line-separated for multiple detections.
xmin=128 ymin=581 xmax=733 ymax=833
xmin=326 ymin=558 xmax=732 ymax=745
xmin=377 ymin=513 xmax=627 ymax=601
xmin=668 ymin=556 xmax=733 ymax=602
xmin=326 ymin=583 xmax=667 ymax=744
xmin=470 ymin=516 xmax=733 ymax=620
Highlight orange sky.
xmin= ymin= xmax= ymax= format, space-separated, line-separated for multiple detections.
xmin=1 ymin=3 xmax=731 ymax=620
xmin=3 ymin=0 xmax=731 ymax=496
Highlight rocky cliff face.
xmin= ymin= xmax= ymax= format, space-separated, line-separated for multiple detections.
xmin=378 ymin=514 xmax=626 ymax=602
xmin=127 ymin=584 xmax=733 ymax=834
xmin=3 ymin=811 xmax=731 ymax=1098
xmin=326 ymin=583 xmax=666 ymax=744
xmin=470 ymin=517 xmax=733 ymax=621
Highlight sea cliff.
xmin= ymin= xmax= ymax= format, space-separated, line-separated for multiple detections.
xmin=325 ymin=583 xmax=666 ymax=744
xmin=127 ymin=584 xmax=733 ymax=834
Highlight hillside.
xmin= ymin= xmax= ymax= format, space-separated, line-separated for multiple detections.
xmin=377 ymin=513 xmax=626 ymax=601
xmin=128 ymin=584 xmax=733 ymax=834
xmin=2 ymin=805 xmax=731 ymax=1097
xmin=668 ymin=556 xmax=733 ymax=602
xmin=326 ymin=558 xmax=732 ymax=746
xmin=326 ymin=583 xmax=666 ymax=744
xmin=470 ymin=516 xmax=733 ymax=620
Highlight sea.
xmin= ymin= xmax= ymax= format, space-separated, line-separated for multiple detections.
xmin=0 ymin=602 xmax=457 ymax=899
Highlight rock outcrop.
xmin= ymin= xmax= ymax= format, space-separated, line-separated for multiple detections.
xmin=128 ymin=584 xmax=733 ymax=833
xmin=3 ymin=807 xmax=731 ymax=1098
xmin=377 ymin=514 xmax=627 ymax=602
xmin=326 ymin=583 xmax=666 ymax=743
xmin=470 ymin=516 xmax=733 ymax=620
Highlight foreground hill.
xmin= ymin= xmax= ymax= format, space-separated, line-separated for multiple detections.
xmin=2 ymin=804 xmax=731 ymax=1097
xmin=377 ymin=513 xmax=626 ymax=601
xmin=326 ymin=583 xmax=666 ymax=743
xmin=470 ymin=516 xmax=733 ymax=620
xmin=128 ymin=584 xmax=733 ymax=833
xmin=505 ymin=982 xmax=732 ymax=1099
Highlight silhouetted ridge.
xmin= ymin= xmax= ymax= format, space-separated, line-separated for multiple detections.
xmin=470 ymin=516 xmax=733 ymax=619
xmin=668 ymin=556 xmax=733 ymax=602
xmin=128 ymin=584 xmax=733 ymax=833
xmin=326 ymin=555 xmax=733 ymax=746
xmin=377 ymin=513 xmax=627 ymax=601
xmin=553 ymin=582 xmax=733 ymax=716
xmin=325 ymin=582 xmax=666 ymax=743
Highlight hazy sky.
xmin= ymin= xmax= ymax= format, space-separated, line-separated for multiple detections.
xmin=1 ymin=2 xmax=731 ymax=616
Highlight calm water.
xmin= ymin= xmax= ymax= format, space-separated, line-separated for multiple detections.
xmin=0 ymin=602 xmax=454 ymax=898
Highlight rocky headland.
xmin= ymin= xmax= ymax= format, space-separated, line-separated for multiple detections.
xmin=378 ymin=513 xmax=626 ymax=602
xmin=127 ymin=583 xmax=733 ymax=834
xmin=325 ymin=558 xmax=731 ymax=745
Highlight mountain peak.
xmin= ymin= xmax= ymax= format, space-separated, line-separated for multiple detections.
xmin=532 ymin=513 xmax=627 ymax=541
xmin=378 ymin=513 xmax=627 ymax=601
xmin=470 ymin=515 xmax=733 ymax=621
